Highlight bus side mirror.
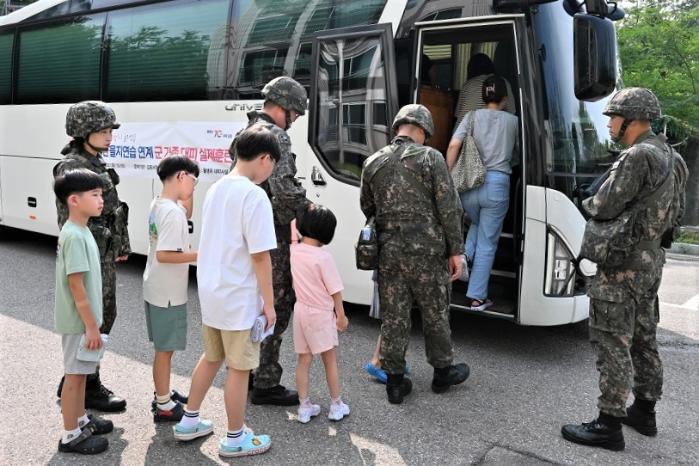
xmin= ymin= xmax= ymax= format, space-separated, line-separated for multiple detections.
xmin=573 ymin=14 xmax=617 ymax=101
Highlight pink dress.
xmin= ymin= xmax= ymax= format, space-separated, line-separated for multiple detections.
xmin=290 ymin=242 xmax=343 ymax=354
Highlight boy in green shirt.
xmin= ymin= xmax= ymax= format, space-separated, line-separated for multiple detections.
xmin=54 ymin=169 xmax=113 ymax=455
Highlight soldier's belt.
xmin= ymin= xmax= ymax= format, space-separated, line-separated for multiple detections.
xmin=378 ymin=218 xmax=436 ymax=230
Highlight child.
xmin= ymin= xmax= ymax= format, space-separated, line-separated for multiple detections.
xmin=291 ymin=204 xmax=350 ymax=423
xmin=143 ymin=155 xmax=199 ymax=422
xmin=174 ymin=125 xmax=279 ymax=458
xmin=53 ymin=169 xmax=113 ymax=454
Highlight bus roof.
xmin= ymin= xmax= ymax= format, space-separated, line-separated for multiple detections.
xmin=0 ymin=0 xmax=66 ymax=26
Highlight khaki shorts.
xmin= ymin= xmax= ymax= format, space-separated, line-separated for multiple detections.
xmin=201 ymin=324 xmax=260 ymax=371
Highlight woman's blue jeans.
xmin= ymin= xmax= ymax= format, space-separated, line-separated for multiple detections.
xmin=460 ymin=171 xmax=510 ymax=300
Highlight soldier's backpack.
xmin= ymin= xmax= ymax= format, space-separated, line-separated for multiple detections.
xmin=661 ymin=145 xmax=688 ymax=247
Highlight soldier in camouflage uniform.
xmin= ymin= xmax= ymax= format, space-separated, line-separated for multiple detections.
xmin=360 ymin=104 xmax=470 ymax=404
xmin=54 ymin=101 xmax=130 ymax=412
xmin=229 ymin=77 xmax=310 ymax=406
xmin=562 ymin=88 xmax=688 ymax=451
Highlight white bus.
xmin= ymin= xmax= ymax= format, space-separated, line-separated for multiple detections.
xmin=0 ymin=0 xmax=620 ymax=326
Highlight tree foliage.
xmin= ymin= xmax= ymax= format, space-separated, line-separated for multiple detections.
xmin=617 ymin=1 xmax=699 ymax=135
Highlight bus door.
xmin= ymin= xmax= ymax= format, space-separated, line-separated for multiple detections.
xmin=412 ymin=15 xmax=529 ymax=321
xmin=306 ymin=23 xmax=399 ymax=304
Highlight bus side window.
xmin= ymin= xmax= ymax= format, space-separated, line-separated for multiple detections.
xmin=17 ymin=15 xmax=105 ymax=104
xmin=105 ymin=0 xmax=229 ymax=102
xmin=0 ymin=33 xmax=12 ymax=104
xmin=228 ymin=1 xmax=387 ymax=98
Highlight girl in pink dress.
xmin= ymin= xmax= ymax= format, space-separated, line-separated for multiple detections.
xmin=291 ymin=205 xmax=350 ymax=423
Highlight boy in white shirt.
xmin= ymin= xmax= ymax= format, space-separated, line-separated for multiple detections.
xmin=174 ymin=125 xmax=279 ymax=458
xmin=143 ymin=156 xmax=199 ymax=422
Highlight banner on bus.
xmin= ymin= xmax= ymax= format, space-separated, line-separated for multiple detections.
xmin=107 ymin=122 xmax=246 ymax=181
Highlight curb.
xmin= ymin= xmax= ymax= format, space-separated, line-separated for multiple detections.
xmin=670 ymin=242 xmax=699 ymax=256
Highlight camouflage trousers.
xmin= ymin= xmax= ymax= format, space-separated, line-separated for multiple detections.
xmin=378 ymin=254 xmax=454 ymax=374
xmin=100 ymin=248 xmax=118 ymax=335
xmin=589 ymin=269 xmax=663 ymax=418
xmin=254 ymin=231 xmax=295 ymax=389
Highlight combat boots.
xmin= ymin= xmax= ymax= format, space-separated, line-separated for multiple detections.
xmin=561 ymin=413 xmax=625 ymax=451
xmin=58 ymin=372 xmax=127 ymax=412
xmin=251 ymin=385 xmax=299 ymax=406
xmin=622 ymin=399 xmax=657 ymax=436
xmin=85 ymin=371 xmax=127 ymax=412
xmin=431 ymin=363 xmax=470 ymax=393
xmin=386 ymin=373 xmax=412 ymax=404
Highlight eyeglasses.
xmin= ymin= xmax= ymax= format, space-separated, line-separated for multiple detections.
xmin=184 ymin=172 xmax=198 ymax=186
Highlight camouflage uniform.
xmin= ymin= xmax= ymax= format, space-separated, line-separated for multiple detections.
xmin=581 ymin=88 xmax=688 ymax=418
xmin=229 ymin=77 xmax=310 ymax=390
xmin=360 ymin=105 xmax=464 ymax=375
xmin=54 ymin=101 xmax=130 ymax=335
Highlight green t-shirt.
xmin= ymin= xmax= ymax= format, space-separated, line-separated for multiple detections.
xmin=54 ymin=221 xmax=103 ymax=334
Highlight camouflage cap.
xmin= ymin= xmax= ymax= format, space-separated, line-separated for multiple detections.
xmin=66 ymin=101 xmax=120 ymax=139
xmin=262 ymin=76 xmax=308 ymax=116
xmin=603 ymin=87 xmax=661 ymax=121
xmin=392 ymin=104 xmax=434 ymax=139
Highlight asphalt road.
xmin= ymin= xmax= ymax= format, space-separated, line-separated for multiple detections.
xmin=1 ymin=228 xmax=697 ymax=466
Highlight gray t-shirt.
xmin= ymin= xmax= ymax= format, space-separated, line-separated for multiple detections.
xmin=452 ymin=109 xmax=519 ymax=174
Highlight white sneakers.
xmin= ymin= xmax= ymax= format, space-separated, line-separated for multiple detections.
xmin=328 ymin=401 xmax=350 ymax=421
xmin=297 ymin=403 xmax=321 ymax=424
xmin=297 ymin=401 xmax=350 ymax=423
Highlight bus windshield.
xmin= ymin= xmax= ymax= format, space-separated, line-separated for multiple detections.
xmin=533 ymin=3 xmax=617 ymax=180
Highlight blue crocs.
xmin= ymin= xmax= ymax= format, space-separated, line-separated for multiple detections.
xmin=218 ymin=433 xmax=271 ymax=458
xmin=173 ymin=419 xmax=214 ymax=442
xmin=365 ymin=363 xmax=387 ymax=384
xmin=365 ymin=362 xmax=410 ymax=383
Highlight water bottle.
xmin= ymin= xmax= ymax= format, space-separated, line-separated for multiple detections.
xmin=361 ymin=226 xmax=372 ymax=241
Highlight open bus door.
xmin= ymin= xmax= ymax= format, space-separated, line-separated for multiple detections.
xmin=307 ymin=23 xmax=399 ymax=304
xmin=412 ymin=15 xmax=531 ymax=321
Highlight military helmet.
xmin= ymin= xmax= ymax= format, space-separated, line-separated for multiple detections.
xmin=603 ymin=87 xmax=661 ymax=121
xmin=392 ymin=104 xmax=434 ymax=139
xmin=262 ymin=76 xmax=308 ymax=116
xmin=66 ymin=101 xmax=120 ymax=139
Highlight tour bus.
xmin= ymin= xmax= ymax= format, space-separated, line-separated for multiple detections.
xmin=0 ymin=0 xmax=620 ymax=326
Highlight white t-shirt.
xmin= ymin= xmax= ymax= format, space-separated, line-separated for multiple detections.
xmin=197 ymin=175 xmax=277 ymax=331
xmin=143 ymin=198 xmax=191 ymax=307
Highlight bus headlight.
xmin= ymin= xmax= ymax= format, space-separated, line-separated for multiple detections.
xmin=544 ymin=230 xmax=575 ymax=296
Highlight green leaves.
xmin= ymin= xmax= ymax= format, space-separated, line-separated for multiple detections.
xmin=617 ymin=2 xmax=699 ymax=136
